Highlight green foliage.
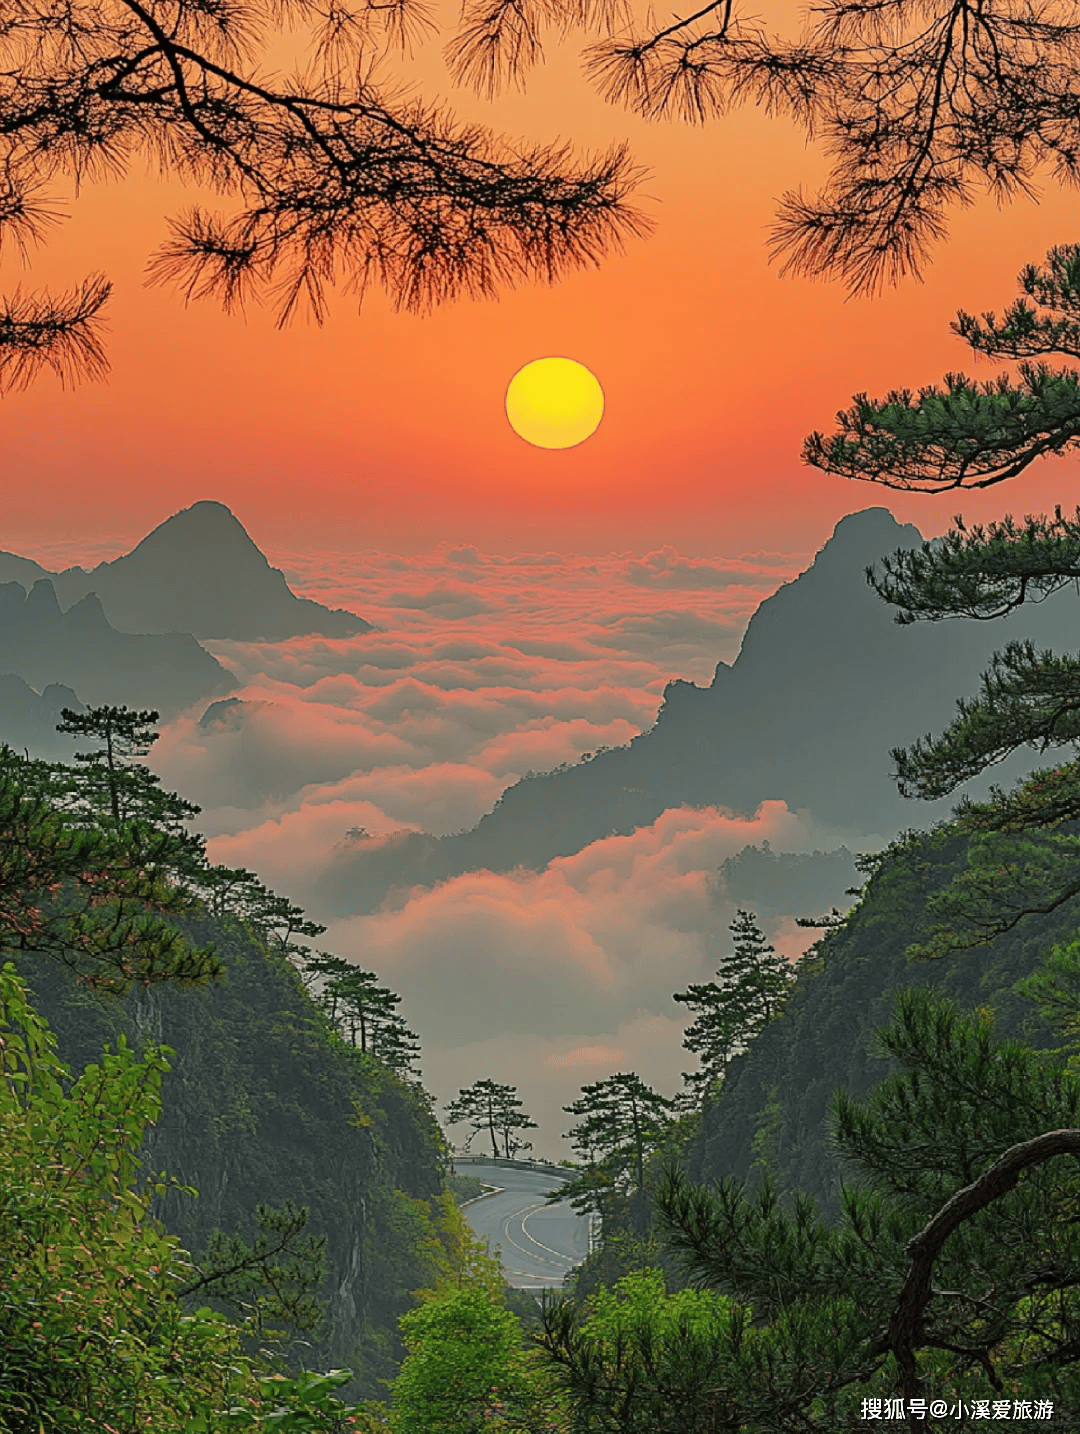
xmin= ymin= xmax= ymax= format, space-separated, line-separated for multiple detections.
xmin=891 ymin=639 xmax=1080 ymax=801
xmin=54 ymin=704 xmax=201 ymax=833
xmin=674 ymin=910 xmax=795 ymax=1101
xmin=539 ymin=1267 xmax=749 ymax=1434
xmin=390 ymin=1285 xmax=557 ymax=1433
xmin=447 ymin=1173 xmax=483 ymax=1205
xmin=20 ymin=930 xmax=454 ymax=1400
xmin=386 ymin=1216 xmax=559 ymax=1433
xmin=803 ymin=245 xmax=1080 ymax=493
xmin=300 ymin=956 xmax=420 ymax=1076
xmin=684 ymin=821 xmax=1080 ymax=1221
xmin=748 ymin=1082 xmax=783 ymax=1188
xmin=0 ymin=743 xmax=221 ymax=993
xmin=1014 ymin=934 xmax=1080 ymax=1074
xmin=445 ymin=1079 xmax=539 ymax=1160
xmin=176 ymin=1200 xmax=329 ymax=1346
xmin=867 ymin=509 xmax=1080 ymax=625
xmin=558 ymin=1073 xmax=675 ymax=1226
xmin=0 ymin=960 xmax=369 ymax=1433
xmin=906 ymin=826 xmax=1080 ymax=961
xmin=4 ymin=708 xmax=454 ymax=1403
xmin=640 ymin=982 xmax=1080 ymax=1429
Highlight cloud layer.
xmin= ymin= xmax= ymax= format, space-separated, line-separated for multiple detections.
xmin=147 ymin=543 xmax=807 ymax=856
xmin=321 ymin=802 xmax=828 ymax=1158
xmin=39 ymin=536 xmax=833 ymax=1159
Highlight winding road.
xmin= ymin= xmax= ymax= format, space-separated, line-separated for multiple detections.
xmin=458 ymin=1161 xmax=590 ymax=1290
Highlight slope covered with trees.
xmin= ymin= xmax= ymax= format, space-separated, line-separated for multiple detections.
xmin=0 ymin=703 xmax=469 ymax=1414
xmin=684 ymin=827 xmax=1076 ymax=1221
xmin=15 ymin=922 xmax=452 ymax=1399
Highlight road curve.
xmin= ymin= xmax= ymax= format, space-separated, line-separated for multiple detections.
xmin=459 ymin=1162 xmax=589 ymax=1290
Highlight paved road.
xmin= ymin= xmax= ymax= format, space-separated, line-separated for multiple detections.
xmin=459 ymin=1162 xmax=589 ymax=1290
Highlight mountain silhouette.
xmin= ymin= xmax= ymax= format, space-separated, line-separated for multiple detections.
xmin=311 ymin=507 xmax=1080 ymax=916
xmin=0 ymin=501 xmax=372 ymax=641
xmin=0 ymin=579 xmax=236 ymax=718
xmin=0 ymin=675 xmax=85 ymax=757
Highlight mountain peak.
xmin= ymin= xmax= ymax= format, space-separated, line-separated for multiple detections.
xmin=120 ymin=501 xmax=272 ymax=576
xmin=1 ymin=502 xmax=373 ymax=642
xmin=815 ymin=506 xmax=922 ymax=562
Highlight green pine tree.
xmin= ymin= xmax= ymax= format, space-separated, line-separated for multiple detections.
xmin=674 ymin=910 xmax=794 ymax=1101
xmin=557 ymin=1072 xmax=676 ymax=1230
xmin=542 ymin=981 xmax=1080 ymax=1430
xmin=445 ymin=1079 xmax=538 ymax=1160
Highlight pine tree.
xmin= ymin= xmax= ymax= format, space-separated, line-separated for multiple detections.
xmin=0 ymin=743 xmax=220 ymax=993
xmin=803 ymin=244 xmax=1080 ymax=959
xmin=674 ymin=910 xmax=794 ymax=1100
xmin=0 ymin=0 xmax=646 ymax=393
xmin=444 ymin=2 xmax=1080 ymax=296
xmin=541 ymin=982 xmax=1080 ymax=1430
xmin=445 ymin=1080 xmax=538 ymax=1160
xmin=297 ymin=952 xmax=422 ymax=1075
xmin=55 ymin=705 xmax=199 ymax=833
xmin=558 ymin=1072 xmax=675 ymax=1222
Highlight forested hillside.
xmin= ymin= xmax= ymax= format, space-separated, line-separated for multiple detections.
xmin=13 ymin=921 xmax=453 ymax=1400
xmin=686 ymin=826 xmax=1077 ymax=1220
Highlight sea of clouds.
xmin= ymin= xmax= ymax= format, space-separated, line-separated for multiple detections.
xmin=37 ymin=536 xmax=834 ymax=1158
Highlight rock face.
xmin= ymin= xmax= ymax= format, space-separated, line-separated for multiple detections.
xmin=0 ymin=579 xmax=236 ymax=718
xmin=312 ymin=507 xmax=1080 ymax=916
xmin=0 ymin=501 xmax=372 ymax=641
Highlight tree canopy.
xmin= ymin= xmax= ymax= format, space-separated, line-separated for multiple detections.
xmin=674 ymin=909 xmax=794 ymax=1101
xmin=542 ymin=983 xmax=1080 ymax=1430
xmin=445 ymin=1078 xmax=539 ymax=1160
xmin=0 ymin=0 xmax=650 ymax=393
xmin=444 ymin=0 xmax=1080 ymax=296
xmin=802 ymin=242 xmax=1080 ymax=959
xmin=804 ymin=245 xmax=1080 ymax=492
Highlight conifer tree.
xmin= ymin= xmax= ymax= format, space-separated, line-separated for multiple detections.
xmin=0 ymin=0 xmax=647 ymax=393
xmin=445 ymin=1079 xmax=538 ymax=1160
xmin=0 ymin=743 xmax=221 ymax=992
xmin=557 ymin=1071 xmax=676 ymax=1222
xmin=54 ymin=705 xmax=191 ymax=827
xmin=445 ymin=0 xmax=1080 ymax=296
xmin=542 ymin=982 xmax=1080 ymax=1430
xmin=674 ymin=910 xmax=794 ymax=1099
xmin=298 ymin=952 xmax=422 ymax=1074
xmin=802 ymin=243 xmax=1080 ymax=957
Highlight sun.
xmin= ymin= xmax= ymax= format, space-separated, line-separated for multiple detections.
xmin=505 ymin=357 xmax=604 ymax=449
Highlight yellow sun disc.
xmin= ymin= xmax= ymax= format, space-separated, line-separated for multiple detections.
xmin=505 ymin=357 xmax=605 ymax=449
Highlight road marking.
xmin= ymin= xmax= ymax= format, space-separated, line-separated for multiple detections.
xmin=520 ymin=1205 xmax=575 ymax=1267
xmin=499 ymin=1204 xmax=565 ymax=1273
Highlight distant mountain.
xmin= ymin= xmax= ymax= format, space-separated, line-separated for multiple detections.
xmin=0 ymin=501 xmax=372 ymax=641
xmin=0 ymin=675 xmax=85 ymax=758
xmin=0 ymin=580 xmax=236 ymax=718
xmin=312 ymin=507 xmax=1080 ymax=916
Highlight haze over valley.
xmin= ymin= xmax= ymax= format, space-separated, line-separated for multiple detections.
xmin=5 ymin=499 xmax=1074 ymax=1157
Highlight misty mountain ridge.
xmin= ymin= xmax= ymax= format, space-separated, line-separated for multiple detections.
xmin=0 ymin=500 xmax=372 ymax=642
xmin=0 ymin=674 xmax=85 ymax=758
xmin=311 ymin=506 xmax=1080 ymax=916
xmin=0 ymin=579 xmax=236 ymax=719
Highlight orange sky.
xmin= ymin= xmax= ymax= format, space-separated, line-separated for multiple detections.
xmin=3 ymin=1 xmax=1080 ymax=557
